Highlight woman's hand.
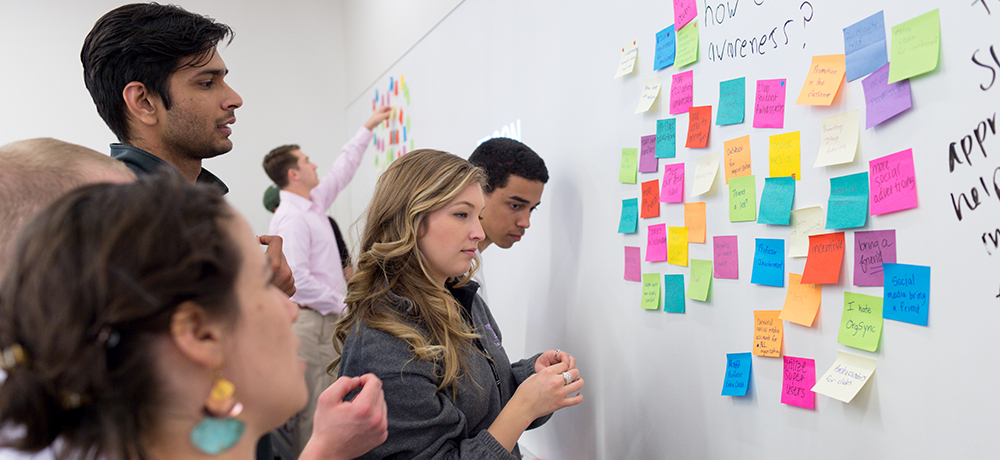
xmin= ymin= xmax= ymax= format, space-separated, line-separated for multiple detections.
xmin=513 ymin=362 xmax=584 ymax=420
xmin=535 ymin=349 xmax=577 ymax=374
xmin=299 ymin=374 xmax=389 ymax=460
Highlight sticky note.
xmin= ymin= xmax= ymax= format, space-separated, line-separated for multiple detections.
xmin=724 ymin=135 xmax=752 ymax=184
xmin=722 ymin=352 xmax=751 ymax=396
xmin=728 ymin=175 xmax=756 ymax=222
xmin=780 ymin=273 xmax=822 ymax=327
xmin=675 ymin=20 xmax=699 ymax=67
xmin=815 ymin=110 xmax=860 ymax=167
xmin=751 ymin=238 xmax=784 ymax=287
xmin=827 ymin=172 xmax=869 ymax=229
xmin=844 ymin=11 xmax=888 ymax=82
xmin=614 ymin=40 xmax=639 ymax=78
xmin=790 ymin=207 xmax=825 ymax=258
xmin=717 ymin=77 xmax=746 ymax=125
xmin=668 ymin=226 xmax=689 ymax=266
xmin=769 ymin=131 xmax=801 ymax=180
xmin=685 ymin=105 xmax=712 ymax=148
xmin=796 ymin=54 xmax=846 ymax=106
xmin=656 ymin=119 xmax=677 ymax=158
xmin=692 ymin=152 xmax=720 ymax=197
xmin=713 ymin=235 xmax=739 ymax=279
xmin=639 ymin=135 xmax=658 ymax=172
xmin=882 ymin=263 xmax=930 ymax=326
xmin=888 ymin=9 xmax=940 ymax=84
xmin=685 ymin=202 xmax=706 ymax=243
xmin=641 ymin=273 xmax=661 ymax=310
xmin=854 ymin=230 xmax=896 ymax=287
xmin=782 ymin=356 xmax=816 ymax=410
xmin=670 ymin=70 xmax=694 ymax=114
xmin=812 ymin=351 xmax=876 ymax=403
xmin=620 ymin=148 xmax=638 ymax=184
xmin=641 ymin=180 xmax=660 ymax=218
xmin=753 ymin=79 xmax=787 ymax=129
xmin=654 ymin=25 xmax=676 ymax=70
xmin=838 ymin=292 xmax=883 ymax=352
xmin=646 ymin=224 xmax=667 ymax=262
xmin=753 ymin=310 xmax=783 ymax=357
xmin=870 ymin=148 xmax=918 ymax=215
xmin=635 ymin=77 xmax=663 ymax=114
xmin=674 ymin=0 xmax=697 ymax=30
xmin=688 ymin=259 xmax=713 ymax=301
xmin=664 ymin=274 xmax=686 ymax=313
xmin=618 ymin=198 xmax=639 ymax=233
xmin=758 ymin=177 xmax=795 ymax=225
xmin=801 ymin=232 xmax=845 ymax=285
xmin=661 ymin=162 xmax=685 ymax=203
xmin=862 ymin=62 xmax=912 ymax=129
xmin=624 ymin=246 xmax=641 ymax=282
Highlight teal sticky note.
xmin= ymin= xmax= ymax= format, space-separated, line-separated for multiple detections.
xmin=882 ymin=263 xmax=930 ymax=326
xmin=751 ymin=238 xmax=784 ymax=287
xmin=758 ymin=177 xmax=795 ymax=225
xmin=717 ymin=77 xmax=746 ymax=125
xmin=664 ymin=274 xmax=685 ymax=313
xmin=654 ymin=25 xmax=676 ymax=70
xmin=656 ymin=119 xmax=676 ymax=158
xmin=722 ymin=352 xmax=752 ymax=396
xmin=618 ymin=198 xmax=638 ymax=233
xmin=827 ymin=172 xmax=869 ymax=229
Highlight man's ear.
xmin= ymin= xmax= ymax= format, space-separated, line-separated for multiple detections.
xmin=122 ymin=81 xmax=161 ymax=127
xmin=286 ymin=167 xmax=300 ymax=184
xmin=169 ymin=301 xmax=226 ymax=369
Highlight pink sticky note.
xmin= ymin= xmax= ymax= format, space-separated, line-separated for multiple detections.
xmin=646 ymin=224 xmax=667 ymax=262
xmin=660 ymin=162 xmax=685 ymax=203
xmin=625 ymin=246 xmax=641 ymax=282
xmin=713 ymin=235 xmax=739 ymax=279
xmin=753 ymin=79 xmax=787 ymax=128
xmin=781 ymin=356 xmax=816 ymax=410
xmin=639 ymin=135 xmax=658 ymax=172
xmin=674 ymin=0 xmax=697 ymax=30
xmin=670 ymin=70 xmax=694 ymax=114
xmin=870 ymin=148 xmax=917 ymax=215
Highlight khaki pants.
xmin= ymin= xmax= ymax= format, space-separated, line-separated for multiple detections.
xmin=288 ymin=307 xmax=339 ymax=457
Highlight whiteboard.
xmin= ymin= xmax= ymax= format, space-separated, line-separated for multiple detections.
xmin=343 ymin=1 xmax=1000 ymax=458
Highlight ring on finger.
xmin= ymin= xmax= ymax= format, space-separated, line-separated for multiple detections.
xmin=562 ymin=371 xmax=573 ymax=385
xmin=553 ymin=349 xmax=561 ymax=360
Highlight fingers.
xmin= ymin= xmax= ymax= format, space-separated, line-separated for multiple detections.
xmin=322 ymin=375 xmax=362 ymax=403
xmin=351 ymin=374 xmax=384 ymax=407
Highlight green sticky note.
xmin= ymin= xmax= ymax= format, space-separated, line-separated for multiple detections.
xmin=675 ymin=20 xmax=699 ymax=67
xmin=838 ymin=292 xmax=883 ymax=352
xmin=642 ymin=273 xmax=661 ymax=310
xmin=620 ymin=148 xmax=638 ymax=184
xmin=887 ymin=9 xmax=940 ymax=83
xmin=728 ymin=175 xmax=757 ymax=222
xmin=687 ymin=259 xmax=713 ymax=301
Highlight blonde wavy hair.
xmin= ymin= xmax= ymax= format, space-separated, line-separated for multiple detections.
xmin=332 ymin=149 xmax=487 ymax=391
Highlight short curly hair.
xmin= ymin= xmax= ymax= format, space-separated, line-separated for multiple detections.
xmin=468 ymin=137 xmax=548 ymax=193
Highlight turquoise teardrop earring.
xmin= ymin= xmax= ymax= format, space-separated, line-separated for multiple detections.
xmin=190 ymin=376 xmax=246 ymax=455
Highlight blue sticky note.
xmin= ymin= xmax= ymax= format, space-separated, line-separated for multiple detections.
xmin=664 ymin=274 xmax=685 ymax=313
xmin=844 ymin=11 xmax=888 ymax=82
xmin=827 ymin=172 xmax=870 ymax=229
xmin=758 ymin=177 xmax=795 ymax=225
xmin=618 ymin=198 xmax=639 ymax=233
xmin=751 ymin=238 xmax=784 ymax=287
xmin=654 ymin=25 xmax=676 ymax=70
xmin=717 ymin=77 xmax=746 ymax=125
xmin=722 ymin=352 xmax=752 ymax=396
xmin=656 ymin=119 xmax=676 ymax=158
xmin=882 ymin=263 xmax=930 ymax=326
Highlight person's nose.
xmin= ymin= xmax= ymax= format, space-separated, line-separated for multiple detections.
xmin=223 ymin=83 xmax=243 ymax=110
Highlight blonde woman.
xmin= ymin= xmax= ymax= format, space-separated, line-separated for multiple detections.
xmin=334 ymin=149 xmax=583 ymax=460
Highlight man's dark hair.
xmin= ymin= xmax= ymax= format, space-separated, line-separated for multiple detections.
xmin=262 ymin=145 xmax=301 ymax=188
xmin=468 ymin=137 xmax=548 ymax=193
xmin=81 ymin=3 xmax=234 ymax=142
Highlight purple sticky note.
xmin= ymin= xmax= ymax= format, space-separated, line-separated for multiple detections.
xmin=674 ymin=0 xmax=697 ymax=30
xmin=854 ymin=229 xmax=896 ymax=286
xmin=661 ymin=162 xmax=685 ymax=203
xmin=714 ymin=235 xmax=739 ymax=279
xmin=753 ymin=79 xmax=786 ymax=129
xmin=781 ymin=356 xmax=816 ymax=410
xmin=670 ymin=70 xmax=694 ymax=114
xmin=870 ymin=148 xmax=917 ymax=215
xmin=862 ymin=62 xmax=912 ymax=129
xmin=646 ymin=224 xmax=667 ymax=261
xmin=625 ymin=246 xmax=641 ymax=282
xmin=639 ymin=135 xmax=658 ymax=172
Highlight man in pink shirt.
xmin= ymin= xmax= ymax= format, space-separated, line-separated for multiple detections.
xmin=262 ymin=106 xmax=391 ymax=456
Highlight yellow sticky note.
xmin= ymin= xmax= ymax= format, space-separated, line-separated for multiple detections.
xmin=779 ymin=273 xmax=822 ymax=327
xmin=796 ymin=54 xmax=846 ymax=105
xmin=668 ymin=226 xmax=689 ymax=266
xmin=814 ymin=110 xmax=859 ymax=167
xmin=753 ymin=310 xmax=783 ymax=357
xmin=769 ymin=131 xmax=801 ymax=180
xmin=790 ymin=206 xmax=825 ymax=257
xmin=614 ymin=40 xmax=638 ymax=78
xmin=811 ymin=351 xmax=876 ymax=403
xmin=684 ymin=202 xmax=706 ymax=243
xmin=641 ymin=273 xmax=661 ymax=310
xmin=724 ymin=135 xmax=752 ymax=184
xmin=887 ymin=9 xmax=940 ymax=84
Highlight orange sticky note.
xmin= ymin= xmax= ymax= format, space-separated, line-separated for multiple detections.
xmin=800 ymin=232 xmax=845 ymax=284
xmin=779 ymin=273 xmax=822 ymax=327
xmin=684 ymin=202 xmax=706 ymax=243
xmin=753 ymin=310 xmax=783 ymax=357
xmin=724 ymin=135 xmax=751 ymax=184
xmin=641 ymin=180 xmax=660 ymax=218
xmin=668 ymin=226 xmax=689 ymax=266
xmin=796 ymin=54 xmax=847 ymax=106
xmin=685 ymin=105 xmax=712 ymax=148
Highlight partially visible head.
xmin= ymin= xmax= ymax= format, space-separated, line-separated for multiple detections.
xmin=468 ymin=138 xmax=548 ymax=249
xmin=262 ymin=144 xmax=318 ymax=191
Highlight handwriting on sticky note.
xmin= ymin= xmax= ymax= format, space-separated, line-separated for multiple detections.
xmin=620 ymin=148 xmax=638 ymax=184
xmin=675 ymin=20 xmax=699 ymax=67
xmin=713 ymin=235 xmax=738 ymax=279
xmin=635 ymin=78 xmax=663 ymax=114
xmin=882 ymin=263 xmax=930 ymax=326
xmin=815 ymin=110 xmax=860 ymax=167
xmin=688 ymin=259 xmax=713 ymax=301
xmin=728 ymin=175 xmax=756 ymax=222
xmin=654 ymin=25 xmax=676 ymax=70
xmin=668 ymin=226 xmax=689 ymax=266
xmin=887 ymin=9 xmax=940 ymax=84
xmin=664 ymin=274 xmax=685 ymax=313
xmin=827 ymin=172 xmax=869 ymax=229
xmin=782 ymin=356 xmax=816 ymax=409
xmin=801 ymin=232 xmax=845 ymax=284
xmin=753 ymin=310 xmax=782 ymax=357
xmin=661 ymin=163 xmax=685 ymax=203
xmin=624 ymin=246 xmax=641 ymax=282
xmin=758 ymin=177 xmax=795 ymax=225
xmin=811 ymin=351 xmax=876 ymax=403
xmin=751 ymin=238 xmax=784 ymax=287
xmin=753 ymin=79 xmax=786 ymax=128
xmin=618 ymin=198 xmax=638 ymax=234
xmin=838 ymin=292 xmax=883 ymax=352
xmin=646 ymin=224 xmax=667 ymax=262
xmin=790 ymin=207 xmax=825 ymax=257
xmin=725 ymin=135 xmax=751 ymax=184
xmin=670 ymin=70 xmax=694 ymax=114
xmin=769 ymin=131 xmax=800 ymax=180
xmin=692 ymin=152 xmax=720 ymax=197
xmin=641 ymin=180 xmax=660 ymax=218
xmin=674 ymin=0 xmax=697 ymax=30
xmin=686 ymin=106 xmax=712 ymax=148
xmin=639 ymin=135 xmax=658 ymax=172
xmin=796 ymin=54 xmax=846 ymax=106
xmin=853 ymin=229 xmax=895 ymax=286
xmin=844 ymin=11 xmax=887 ymax=82
xmin=685 ymin=202 xmax=706 ymax=243
xmin=641 ymin=273 xmax=661 ymax=310
xmin=780 ymin=273 xmax=821 ymax=327
xmin=869 ymin=148 xmax=917 ymax=215
xmin=722 ymin=352 xmax=751 ymax=396
xmin=614 ymin=40 xmax=638 ymax=78
xmin=717 ymin=77 xmax=746 ymax=125
xmin=862 ymin=63 xmax=912 ymax=129
xmin=656 ymin=119 xmax=677 ymax=158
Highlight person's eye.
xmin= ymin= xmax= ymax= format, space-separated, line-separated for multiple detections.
xmin=454 ymin=212 xmax=468 ymax=218
xmin=510 ymin=203 xmax=522 ymax=211
xmin=200 ymin=81 xmax=214 ymax=88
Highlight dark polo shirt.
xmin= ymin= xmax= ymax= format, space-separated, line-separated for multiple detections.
xmin=110 ymin=143 xmax=229 ymax=195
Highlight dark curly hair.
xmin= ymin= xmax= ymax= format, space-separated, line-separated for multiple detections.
xmin=468 ymin=138 xmax=548 ymax=193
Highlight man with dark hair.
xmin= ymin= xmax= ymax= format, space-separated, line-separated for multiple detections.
xmin=467 ymin=137 xmax=549 ymax=300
